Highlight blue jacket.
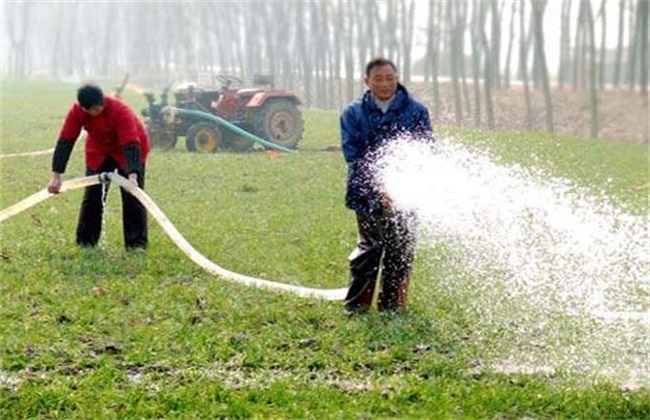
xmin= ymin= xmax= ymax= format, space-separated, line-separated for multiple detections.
xmin=340 ymin=84 xmax=432 ymax=212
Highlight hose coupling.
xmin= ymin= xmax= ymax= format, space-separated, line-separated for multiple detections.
xmin=99 ymin=172 xmax=112 ymax=184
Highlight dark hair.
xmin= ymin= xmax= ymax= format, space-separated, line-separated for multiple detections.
xmin=365 ymin=57 xmax=398 ymax=77
xmin=77 ymin=84 xmax=105 ymax=109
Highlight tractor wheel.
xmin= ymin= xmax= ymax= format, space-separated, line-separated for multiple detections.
xmin=147 ymin=122 xmax=177 ymax=151
xmin=253 ymin=99 xmax=304 ymax=150
xmin=223 ymin=131 xmax=253 ymax=152
xmin=186 ymin=122 xmax=222 ymax=153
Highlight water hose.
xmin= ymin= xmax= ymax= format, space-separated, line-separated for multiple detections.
xmin=0 ymin=175 xmax=101 ymax=223
xmin=0 ymin=148 xmax=54 ymax=158
xmin=1 ymin=173 xmax=347 ymax=301
xmin=164 ymin=107 xmax=296 ymax=154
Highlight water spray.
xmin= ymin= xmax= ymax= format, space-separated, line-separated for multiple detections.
xmin=1 ymin=172 xmax=347 ymax=301
xmin=373 ymin=135 xmax=649 ymax=388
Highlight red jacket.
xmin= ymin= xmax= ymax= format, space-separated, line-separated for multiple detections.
xmin=59 ymin=96 xmax=150 ymax=171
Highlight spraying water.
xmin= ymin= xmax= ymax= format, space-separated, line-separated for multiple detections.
xmin=375 ymin=135 xmax=649 ymax=389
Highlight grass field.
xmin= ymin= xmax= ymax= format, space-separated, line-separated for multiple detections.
xmin=1 ymin=81 xmax=648 ymax=418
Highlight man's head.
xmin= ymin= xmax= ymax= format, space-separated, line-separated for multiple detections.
xmin=77 ymin=84 xmax=105 ymax=116
xmin=364 ymin=58 xmax=399 ymax=102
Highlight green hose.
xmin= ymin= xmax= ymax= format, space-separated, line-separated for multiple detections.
xmin=167 ymin=107 xmax=297 ymax=154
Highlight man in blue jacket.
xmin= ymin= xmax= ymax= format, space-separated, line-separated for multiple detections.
xmin=340 ymin=57 xmax=433 ymax=314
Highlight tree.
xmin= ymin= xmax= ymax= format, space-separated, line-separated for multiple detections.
xmin=4 ymin=1 xmax=33 ymax=78
xmin=341 ymin=1 xmax=357 ymax=104
xmin=503 ymin=0 xmax=517 ymax=88
xmin=424 ymin=1 xmax=443 ymax=118
xmin=400 ymin=0 xmax=416 ymax=84
xmin=597 ymin=0 xmax=607 ymax=89
xmin=447 ymin=1 xmax=464 ymax=126
xmin=519 ymin=0 xmax=533 ymax=130
xmin=634 ymin=0 xmax=648 ymax=95
xmin=584 ymin=0 xmax=599 ymax=138
xmin=530 ymin=0 xmax=554 ymax=134
xmin=558 ymin=1 xmax=572 ymax=88
xmin=490 ymin=0 xmax=503 ymax=89
xmin=480 ymin=1 xmax=495 ymax=130
xmin=470 ymin=1 xmax=483 ymax=128
xmin=626 ymin=0 xmax=638 ymax=89
xmin=613 ymin=0 xmax=626 ymax=88
xmin=295 ymin=1 xmax=313 ymax=106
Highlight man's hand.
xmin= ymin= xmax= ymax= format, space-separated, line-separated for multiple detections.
xmin=128 ymin=172 xmax=139 ymax=187
xmin=378 ymin=183 xmax=392 ymax=211
xmin=47 ymin=172 xmax=63 ymax=194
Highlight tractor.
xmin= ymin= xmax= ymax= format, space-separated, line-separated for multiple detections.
xmin=141 ymin=74 xmax=304 ymax=153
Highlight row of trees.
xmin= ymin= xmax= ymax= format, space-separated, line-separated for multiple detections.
xmin=3 ymin=0 xmax=648 ymax=138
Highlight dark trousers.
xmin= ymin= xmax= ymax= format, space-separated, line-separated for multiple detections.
xmin=76 ymin=158 xmax=148 ymax=249
xmin=344 ymin=208 xmax=417 ymax=312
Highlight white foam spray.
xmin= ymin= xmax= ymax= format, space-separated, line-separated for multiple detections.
xmin=375 ymin=134 xmax=649 ymax=389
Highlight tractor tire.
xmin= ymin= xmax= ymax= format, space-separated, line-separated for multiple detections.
xmin=253 ymin=99 xmax=304 ymax=150
xmin=223 ymin=131 xmax=253 ymax=152
xmin=186 ymin=122 xmax=222 ymax=153
xmin=147 ymin=122 xmax=177 ymax=151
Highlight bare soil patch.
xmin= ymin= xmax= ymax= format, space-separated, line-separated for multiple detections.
xmin=409 ymin=82 xmax=649 ymax=143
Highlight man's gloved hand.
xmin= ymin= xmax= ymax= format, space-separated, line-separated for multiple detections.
xmin=48 ymin=172 xmax=63 ymax=194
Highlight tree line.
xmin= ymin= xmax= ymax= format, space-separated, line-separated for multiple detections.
xmin=3 ymin=0 xmax=648 ymax=139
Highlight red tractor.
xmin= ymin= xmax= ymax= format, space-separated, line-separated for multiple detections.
xmin=142 ymin=75 xmax=304 ymax=153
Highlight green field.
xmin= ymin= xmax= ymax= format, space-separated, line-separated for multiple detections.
xmin=1 ymin=81 xmax=648 ymax=418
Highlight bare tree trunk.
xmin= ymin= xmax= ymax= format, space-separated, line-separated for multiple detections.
xmin=448 ymin=1 xmax=463 ymax=126
xmin=385 ymin=1 xmax=398 ymax=59
xmin=470 ymin=1 xmax=483 ymax=128
xmin=5 ymin=1 xmax=33 ymax=78
xmin=342 ymin=1 xmax=356 ymax=104
xmin=63 ymin=3 xmax=80 ymax=77
xmin=636 ymin=0 xmax=649 ymax=96
xmin=100 ymin=2 xmax=117 ymax=76
xmin=520 ymin=0 xmax=533 ymax=130
xmin=356 ymin=2 xmax=379 ymax=68
xmin=626 ymin=0 xmax=638 ymax=89
xmin=51 ymin=3 xmax=65 ymax=77
xmin=457 ymin=1 xmax=472 ymax=117
xmin=584 ymin=0 xmax=599 ymax=138
xmin=480 ymin=2 xmax=495 ymax=130
xmin=598 ymin=0 xmax=607 ymax=88
xmin=424 ymin=2 xmax=442 ymax=119
xmin=490 ymin=0 xmax=502 ymax=90
xmin=558 ymin=0 xmax=572 ymax=89
xmin=331 ymin=1 xmax=343 ymax=107
xmin=613 ymin=0 xmax=626 ymax=88
xmin=313 ymin=0 xmax=331 ymax=108
xmin=503 ymin=0 xmax=517 ymax=89
xmin=531 ymin=0 xmax=554 ymax=134
xmin=296 ymin=1 xmax=312 ymax=106
xmin=574 ymin=1 xmax=588 ymax=90
xmin=399 ymin=0 xmax=416 ymax=84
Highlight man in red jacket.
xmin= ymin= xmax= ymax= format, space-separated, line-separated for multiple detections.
xmin=47 ymin=84 xmax=150 ymax=249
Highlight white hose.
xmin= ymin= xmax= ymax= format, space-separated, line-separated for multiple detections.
xmin=0 ymin=148 xmax=54 ymax=158
xmin=1 ymin=173 xmax=347 ymax=301
xmin=0 ymin=175 xmax=102 ymax=223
